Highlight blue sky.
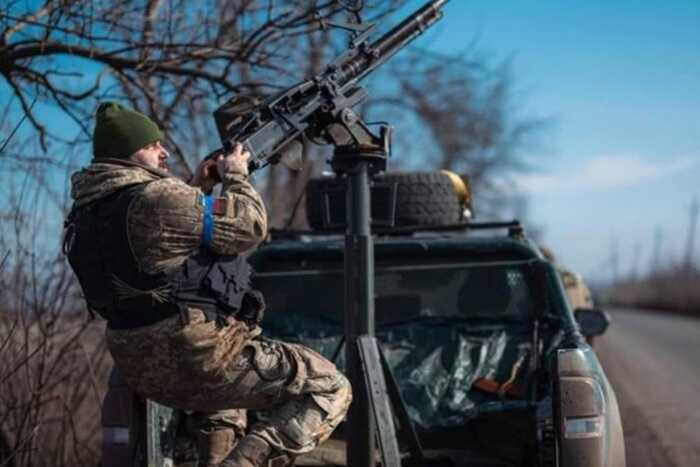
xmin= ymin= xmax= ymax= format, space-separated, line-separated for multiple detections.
xmin=2 ymin=0 xmax=698 ymax=282
xmin=408 ymin=0 xmax=700 ymax=281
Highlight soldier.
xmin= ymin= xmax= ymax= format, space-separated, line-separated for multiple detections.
xmin=64 ymin=102 xmax=351 ymax=467
xmin=540 ymin=246 xmax=594 ymax=311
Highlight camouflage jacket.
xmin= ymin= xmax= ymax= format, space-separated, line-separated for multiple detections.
xmin=558 ymin=267 xmax=594 ymax=310
xmin=69 ymin=158 xmax=268 ymax=275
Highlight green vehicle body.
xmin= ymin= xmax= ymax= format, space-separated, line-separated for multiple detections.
xmin=101 ymin=226 xmax=626 ymax=467
xmin=251 ymin=229 xmax=624 ymax=467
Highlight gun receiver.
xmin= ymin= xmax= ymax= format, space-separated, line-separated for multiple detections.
xmin=212 ymin=0 xmax=450 ymax=173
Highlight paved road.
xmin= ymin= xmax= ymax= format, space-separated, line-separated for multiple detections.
xmin=595 ymin=308 xmax=700 ymax=467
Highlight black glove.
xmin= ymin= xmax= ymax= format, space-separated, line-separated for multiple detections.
xmin=239 ymin=290 xmax=265 ymax=325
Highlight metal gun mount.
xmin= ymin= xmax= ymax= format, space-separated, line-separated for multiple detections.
xmin=212 ymin=2 xmax=451 ymax=467
xmin=317 ymin=3 xmax=450 ymax=467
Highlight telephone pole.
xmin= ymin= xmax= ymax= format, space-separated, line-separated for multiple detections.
xmin=609 ymin=236 xmax=620 ymax=283
xmin=684 ymin=196 xmax=698 ymax=269
xmin=629 ymin=241 xmax=641 ymax=280
xmin=649 ymin=227 xmax=663 ymax=277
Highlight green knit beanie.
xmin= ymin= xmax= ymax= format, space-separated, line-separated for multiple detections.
xmin=93 ymin=102 xmax=163 ymax=159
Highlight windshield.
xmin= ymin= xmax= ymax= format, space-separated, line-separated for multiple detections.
xmin=254 ymin=260 xmax=543 ymax=428
xmin=256 ymin=260 xmax=538 ymax=330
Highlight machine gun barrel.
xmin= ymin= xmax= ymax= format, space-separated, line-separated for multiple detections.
xmin=335 ymin=0 xmax=449 ymax=86
xmin=211 ymin=0 xmax=450 ymax=173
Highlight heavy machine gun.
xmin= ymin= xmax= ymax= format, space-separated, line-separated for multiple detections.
xmin=212 ymin=0 xmax=450 ymax=173
xmin=213 ymin=2 xmax=451 ymax=467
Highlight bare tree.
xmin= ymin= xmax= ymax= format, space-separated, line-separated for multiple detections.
xmin=0 ymin=3 xmax=414 ymax=463
xmin=2 ymin=1 xmax=539 ymax=221
xmin=372 ymin=50 xmax=545 ymax=217
xmin=0 ymin=178 xmax=111 ymax=467
xmin=1 ymin=2 xmax=548 ymax=464
xmin=0 ymin=0 xmax=376 ymax=174
xmin=260 ymin=42 xmax=545 ymax=227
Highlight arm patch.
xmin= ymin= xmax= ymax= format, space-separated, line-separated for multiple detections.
xmin=212 ymin=197 xmax=229 ymax=216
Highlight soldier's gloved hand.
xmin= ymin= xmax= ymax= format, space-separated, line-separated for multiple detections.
xmin=217 ymin=143 xmax=250 ymax=180
xmin=190 ymin=157 xmax=221 ymax=194
xmin=239 ymin=290 xmax=265 ymax=326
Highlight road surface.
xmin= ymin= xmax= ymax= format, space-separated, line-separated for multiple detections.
xmin=596 ymin=308 xmax=700 ymax=467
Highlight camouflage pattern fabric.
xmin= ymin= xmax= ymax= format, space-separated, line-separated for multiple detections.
xmin=190 ymin=409 xmax=248 ymax=437
xmin=559 ymin=268 xmax=594 ymax=310
xmin=69 ymin=160 xmax=350 ymax=459
xmin=173 ymin=409 xmax=247 ymax=466
xmin=107 ymin=308 xmax=352 ymax=456
xmin=539 ymin=247 xmax=594 ymax=310
xmin=70 ymin=158 xmax=267 ymax=275
xmin=71 ymin=159 xmax=351 ymax=460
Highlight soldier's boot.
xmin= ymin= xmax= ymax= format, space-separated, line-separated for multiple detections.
xmin=196 ymin=427 xmax=237 ymax=467
xmin=220 ymin=434 xmax=279 ymax=467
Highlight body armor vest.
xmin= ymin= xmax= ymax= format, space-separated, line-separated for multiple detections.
xmin=64 ymin=182 xmax=255 ymax=329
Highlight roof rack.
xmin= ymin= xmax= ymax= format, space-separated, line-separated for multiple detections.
xmin=268 ymin=220 xmax=525 ymax=239
xmin=468 ymin=220 xmax=525 ymax=238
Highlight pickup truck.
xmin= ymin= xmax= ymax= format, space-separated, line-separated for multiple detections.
xmin=101 ymin=173 xmax=625 ymax=467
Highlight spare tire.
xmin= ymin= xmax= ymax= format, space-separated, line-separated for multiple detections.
xmin=306 ymin=171 xmax=463 ymax=230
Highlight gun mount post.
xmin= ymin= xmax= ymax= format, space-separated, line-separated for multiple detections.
xmin=208 ymin=2 xmax=452 ymax=464
xmin=332 ymin=142 xmax=390 ymax=467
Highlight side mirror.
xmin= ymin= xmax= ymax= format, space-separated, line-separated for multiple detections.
xmin=574 ymin=308 xmax=610 ymax=337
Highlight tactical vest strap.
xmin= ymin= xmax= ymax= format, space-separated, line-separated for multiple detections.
xmin=108 ymin=303 xmax=180 ymax=330
xmin=65 ymin=181 xmax=256 ymax=330
xmin=65 ymin=185 xmax=144 ymax=322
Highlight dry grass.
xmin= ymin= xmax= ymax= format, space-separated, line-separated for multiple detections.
xmin=0 ymin=237 xmax=113 ymax=467
xmin=0 ymin=310 xmax=112 ymax=467
xmin=605 ymin=266 xmax=700 ymax=315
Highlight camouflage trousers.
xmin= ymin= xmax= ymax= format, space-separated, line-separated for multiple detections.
xmin=105 ymin=308 xmax=352 ymax=456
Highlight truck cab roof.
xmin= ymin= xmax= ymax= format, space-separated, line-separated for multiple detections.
xmin=251 ymin=224 xmax=544 ymax=269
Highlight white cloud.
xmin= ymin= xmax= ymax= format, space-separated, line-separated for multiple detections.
xmin=515 ymin=155 xmax=697 ymax=195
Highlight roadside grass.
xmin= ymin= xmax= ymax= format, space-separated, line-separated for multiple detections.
xmin=604 ymin=266 xmax=700 ymax=316
xmin=0 ymin=310 xmax=112 ymax=467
